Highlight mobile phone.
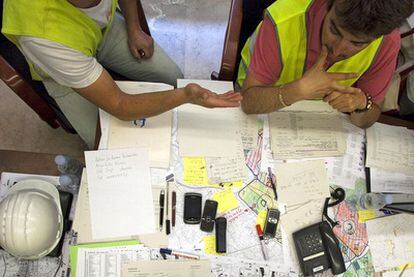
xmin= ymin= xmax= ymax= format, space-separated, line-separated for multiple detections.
xmin=215 ymin=217 xmax=227 ymax=253
xmin=263 ymin=208 xmax=280 ymax=238
xmin=183 ymin=192 xmax=202 ymax=224
xmin=200 ymin=199 xmax=218 ymax=232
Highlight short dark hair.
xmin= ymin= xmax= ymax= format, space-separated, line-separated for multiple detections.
xmin=327 ymin=0 xmax=414 ymax=39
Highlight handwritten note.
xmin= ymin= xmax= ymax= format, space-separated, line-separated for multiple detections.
xmin=183 ymin=157 xmax=209 ymax=185
xmin=85 ymin=148 xmax=155 ymax=240
xmin=275 ymin=160 xmax=330 ymax=206
xmin=205 ymin=156 xmax=246 ymax=184
xmin=212 ymin=188 xmax=239 ymax=213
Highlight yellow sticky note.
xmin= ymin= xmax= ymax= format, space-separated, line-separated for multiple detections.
xmin=183 ymin=157 xmax=208 ymax=185
xmin=256 ymin=209 xmax=267 ymax=229
xmin=212 ymin=188 xmax=239 ymax=213
xmin=211 ymin=180 xmax=243 ymax=188
xmin=204 ymin=235 xmax=217 ymax=254
xmin=357 ymin=210 xmax=376 ymax=223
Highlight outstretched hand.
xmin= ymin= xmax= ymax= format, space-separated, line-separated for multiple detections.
xmin=299 ymin=46 xmax=360 ymax=99
xmin=185 ymin=83 xmax=242 ymax=108
xmin=127 ymin=29 xmax=154 ymax=59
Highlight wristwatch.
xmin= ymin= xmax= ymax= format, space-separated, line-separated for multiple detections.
xmin=353 ymin=93 xmax=373 ymax=113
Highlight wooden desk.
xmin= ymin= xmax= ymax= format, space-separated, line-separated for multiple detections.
xmin=378 ymin=114 xmax=414 ymax=130
xmin=0 ymin=150 xmax=84 ymax=176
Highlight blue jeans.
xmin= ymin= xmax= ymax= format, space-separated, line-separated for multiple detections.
xmin=43 ymin=13 xmax=183 ymax=149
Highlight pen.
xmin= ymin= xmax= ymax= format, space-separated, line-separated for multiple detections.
xmin=256 ymin=224 xmax=269 ymax=260
xmin=172 ymin=190 xmax=176 ymax=228
xmin=165 ymin=181 xmax=171 ymax=235
xmin=267 ymin=167 xmax=278 ymax=200
xmin=159 ymin=248 xmax=200 ymax=260
xmin=159 ymin=189 xmax=165 ymax=231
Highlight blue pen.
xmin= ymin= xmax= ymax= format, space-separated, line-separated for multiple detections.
xmin=267 ymin=167 xmax=278 ymax=200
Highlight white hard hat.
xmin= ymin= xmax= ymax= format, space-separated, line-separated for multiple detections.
xmin=0 ymin=179 xmax=63 ymax=259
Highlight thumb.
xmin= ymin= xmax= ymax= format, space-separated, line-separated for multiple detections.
xmin=315 ymin=46 xmax=328 ymax=69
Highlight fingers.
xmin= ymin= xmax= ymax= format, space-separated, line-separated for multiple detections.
xmin=323 ymin=91 xmax=341 ymax=102
xmin=327 ymin=72 xmax=359 ymax=81
xmin=330 ymin=83 xmax=361 ymax=94
xmin=130 ymin=46 xmax=141 ymax=60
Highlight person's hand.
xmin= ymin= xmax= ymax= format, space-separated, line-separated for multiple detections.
xmin=323 ymin=89 xmax=367 ymax=113
xmin=298 ymin=46 xmax=360 ymax=99
xmin=184 ymin=83 xmax=243 ymax=108
xmin=127 ymin=29 xmax=154 ymax=59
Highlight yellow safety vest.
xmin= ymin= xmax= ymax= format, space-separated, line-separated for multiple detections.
xmin=237 ymin=0 xmax=383 ymax=88
xmin=2 ymin=0 xmax=118 ymax=80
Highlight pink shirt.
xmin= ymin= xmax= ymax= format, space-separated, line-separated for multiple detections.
xmin=249 ymin=0 xmax=401 ymax=104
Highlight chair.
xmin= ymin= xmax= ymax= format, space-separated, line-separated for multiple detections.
xmin=211 ymin=0 xmax=275 ymax=82
xmin=0 ymin=0 xmax=150 ymax=133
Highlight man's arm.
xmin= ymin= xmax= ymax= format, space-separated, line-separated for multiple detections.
xmin=241 ymin=47 xmax=360 ymax=114
xmin=75 ymin=69 xmax=242 ymax=121
xmin=349 ymin=103 xmax=381 ymax=128
xmin=118 ymin=0 xmax=153 ymax=59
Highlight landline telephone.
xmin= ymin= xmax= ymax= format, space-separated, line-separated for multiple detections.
xmin=293 ymin=188 xmax=346 ymax=276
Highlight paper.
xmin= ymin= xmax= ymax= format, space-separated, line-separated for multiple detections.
xmin=382 ymin=268 xmax=414 ymax=277
xmin=72 ymin=170 xmax=169 ymax=247
xmin=69 ymin=240 xmax=140 ymax=277
xmin=122 ymin=259 xmax=211 ymax=277
xmin=269 ymin=109 xmax=346 ymax=159
xmin=366 ymin=214 xmax=414 ymax=272
xmin=177 ymin=79 xmax=244 ymax=158
xmin=204 ymin=235 xmax=218 ymax=255
xmin=239 ymin=113 xmax=259 ymax=150
xmin=183 ymin=157 xmax=209 ymax=185
xmin=105 ymin=81 xmax=174 ymax=168
xmin=205 ymin=156 xmax=247 ymax=184
xmin=275 ymin=160 xmax=331 ymax=206
xmin=85 ymin=148 xmax=155 ymax=239
xmin=357 ymin=210 xmax=376 ymax=223
xmin=73 ymin=243 xmax=150 ymax=277
xmin=366 ymin=123 xmax=414 ymax=175
xmin=325 ymin=117 xmax=365 ymax=189
xmin=212 ymin=188 xmax=239 ymax=213
xmin=370 ymin=167 xmax=414 ymax=193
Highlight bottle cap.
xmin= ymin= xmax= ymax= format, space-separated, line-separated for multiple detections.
xmin=54 ymin=155 xmax=66 ymax=166
xmin=59 ymin=175 xmax=72 ymax=187
xmin=384 ymin=194 xmax=393 ymax=205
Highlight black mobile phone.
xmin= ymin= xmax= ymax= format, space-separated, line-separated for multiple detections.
xmin=215 ymin=217 xmax=227 ymax=253
xmin=183 ymin=192 xmax=202 ymax=224
xmin=263 ymin=208 xmax=280 ymax=238
xmin=200 ymin=199 xmax=218 ymax=232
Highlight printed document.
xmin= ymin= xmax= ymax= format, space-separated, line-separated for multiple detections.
xmin=75 ymin=244 xmax=150 ymax=277
xmin=85 ymin=148 xmax=155 ymax=240
xmin=366 ymin=123 xmax=414 ymax=175
xmin=366 ymin=214 xmax=414 ymax=272
xmin=370 ymin=167 xmax=414 ymax=193
xmin=269 ymin=109 xmax=346 ymax=159
xmin=176 ymin=79 xmax=244 ymax=157
xmin=275 ymin=160 xmax=331 ymax=206
xmin=106 ymin=81 xmax=174 ymax=168
xmin=122 ymin=259 xmax=211 ymax=277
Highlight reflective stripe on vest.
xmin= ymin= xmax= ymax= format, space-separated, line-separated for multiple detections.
xmin=237 ymin=0 xmax=383 ymax=88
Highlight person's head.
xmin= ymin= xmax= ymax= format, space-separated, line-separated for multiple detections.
xmin=322 ymin=0 xmax=413 ymax=63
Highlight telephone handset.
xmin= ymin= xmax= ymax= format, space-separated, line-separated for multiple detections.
xmin=293 ymin=221 xmax=345 ymax=276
